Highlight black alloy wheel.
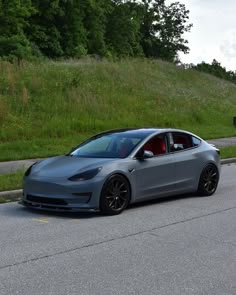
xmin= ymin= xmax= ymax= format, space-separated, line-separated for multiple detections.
xmin=100 ymin=174 xmax=131 ymax=215
xmin=198 ymin=164 xmax=219 ymax=196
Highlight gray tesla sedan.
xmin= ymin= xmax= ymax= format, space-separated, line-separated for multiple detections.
xmin=21 ymin=128 xmax=220 ymax=214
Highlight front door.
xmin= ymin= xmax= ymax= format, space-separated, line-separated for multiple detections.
xmin=134 ymin=133 xmax=176 ymax=200
xmin=134 ymin=154 xmax=176 ymax=200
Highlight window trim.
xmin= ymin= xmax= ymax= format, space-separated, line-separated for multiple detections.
xmin=168 ymin=132 xmax=201 ymax=154
xmin=134 ymin=132 xmax=169 ymax=158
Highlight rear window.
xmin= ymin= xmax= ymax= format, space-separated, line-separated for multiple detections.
xmin=170 ymin=132 xmax=201 ymax=152
xmin=172 ymin=133 xmax=193 ymax=151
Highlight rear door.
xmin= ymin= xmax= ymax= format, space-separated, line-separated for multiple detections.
xmin=169 ymin=132 xmax=202 ymax=192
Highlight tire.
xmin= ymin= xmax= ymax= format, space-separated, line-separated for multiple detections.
xmin=100 ymin=174 xmax=131 ymax=215
xmin=197 ymin=164 xmax=219 ymax=196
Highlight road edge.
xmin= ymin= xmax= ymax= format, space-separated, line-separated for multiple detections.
xmin=0 ymin=189 xmax=22 ymax=203
xmin=220 ymin=157 xmax=236 ymax=165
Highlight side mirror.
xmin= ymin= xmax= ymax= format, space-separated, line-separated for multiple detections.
xmin=136 ymin=149 xmax=154 ymax=160
xmin=143 ymin=150 xmax=154 ymax=158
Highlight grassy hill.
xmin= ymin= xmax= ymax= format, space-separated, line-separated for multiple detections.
xmin=1 ymin=58 xmax=236 ymax=161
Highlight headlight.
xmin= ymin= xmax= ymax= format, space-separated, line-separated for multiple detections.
xmin=24 ymin=162 xmax=38 ymax=176
xmin=68 ymin=167 xmax=102 ymax=181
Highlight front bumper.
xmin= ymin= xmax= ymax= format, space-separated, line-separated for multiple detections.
xmin=21 ymin=175 xmax=104 ymax=212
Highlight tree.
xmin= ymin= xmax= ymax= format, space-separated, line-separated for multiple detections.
xmin=139 ymin=0 xmax=192 ymax=61
xmin=57 ymin=0 xmax=88 ymax=58
xmin=106 ymin=0 xmax=143 ymax=57
xmin=191 ymin=59 xmax=236 ymax=84
xmin=27 ymin=0 xmax=63 ymax=57
xmin=0 ymin=0 xmax=34 ymax=61
xmin=0 ymin=35 xmax=32 ymax=63
xmin=0 ymin=0 xmax=193 ymax=61
xmin=83 ymin=0 xmax=110 ymax=56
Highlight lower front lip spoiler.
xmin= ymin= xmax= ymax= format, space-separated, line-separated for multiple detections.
xmin=19 ymin=200 xmax=99 ymax=213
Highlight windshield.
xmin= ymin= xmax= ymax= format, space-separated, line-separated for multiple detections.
xmin=70 ymin=133 xmax=146 ymax=158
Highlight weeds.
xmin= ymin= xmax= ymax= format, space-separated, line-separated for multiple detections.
xmin=0 ymin=58 xmax=236 ymax=160
xmin=0 ymin=170 xmax=24 ymax=192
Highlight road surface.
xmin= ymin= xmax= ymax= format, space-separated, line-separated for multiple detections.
xmin=0 ymin=164 xmax=236 ymax=295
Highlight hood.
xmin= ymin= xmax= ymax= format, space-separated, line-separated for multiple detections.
xmin=31 ymin=156 xmax=116 ymax=178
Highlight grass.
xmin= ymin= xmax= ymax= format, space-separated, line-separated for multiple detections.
xmin=220 ymin=146 xmax=236 ymax=159
xmin=1 ymin=58 xmax=236 ymax=161
xmin=0 ymin=195 xmax=21 ymax=204
xmin=0 ymin=170 xmax=24 ymax=203
xmin=0 ymin=170 xmax=24 ymax=192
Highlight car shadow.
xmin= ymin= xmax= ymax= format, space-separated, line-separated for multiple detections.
xmin=20 ymin=206 xmax=100 ymax=219
xmin=3 ymin=192 xmax=201 ymax=219
xmin=127 ymin=192 xmax=200 ymax=211
xmin=1 ymin=203 xmax=100 ymax=219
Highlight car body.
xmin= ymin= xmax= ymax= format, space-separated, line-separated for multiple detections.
xmin=20 ymin=128 xmax=220 ymax=214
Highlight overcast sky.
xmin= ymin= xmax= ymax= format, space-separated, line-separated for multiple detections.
xmin=167 ymin=0 xmax=236 ymax=71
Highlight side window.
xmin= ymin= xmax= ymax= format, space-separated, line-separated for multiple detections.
xmin=192 ymin=136 xmax=201 ymax=147
xmin=143 ymin=134 xmax=167 ymax=156
xmin=171 ymin=132 xmax=193 ymax=151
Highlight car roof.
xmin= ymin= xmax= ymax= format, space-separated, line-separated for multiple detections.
xmin=91 ymin=128 xmax=157 ymax=138
xmin=96 ymin=127 xmax=196 ymax=137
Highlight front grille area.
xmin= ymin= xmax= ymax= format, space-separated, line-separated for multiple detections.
xmin=26 ymin=195 xmax=68 ymax=206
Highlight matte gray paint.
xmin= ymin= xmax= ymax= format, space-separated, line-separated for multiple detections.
xmin=21 ymin=128 xmax=221 ymax=212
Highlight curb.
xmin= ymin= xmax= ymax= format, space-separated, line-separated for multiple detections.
xmin=0 ymin=158 xmax=236 ymax=202
xmin=0 ymin=158 xmax=42 ymax=175
xmin=0 ymin=189 xmax=22 ymax=202
xmin=220 ymin=157 xmax=236 ymax=165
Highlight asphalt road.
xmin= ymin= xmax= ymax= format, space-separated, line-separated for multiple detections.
xmin=0 ymin=164 xmax=236 ymax=295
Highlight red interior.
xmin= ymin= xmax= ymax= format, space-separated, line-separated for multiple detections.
xmin=144 ymin=137 xmax=166 ymax=155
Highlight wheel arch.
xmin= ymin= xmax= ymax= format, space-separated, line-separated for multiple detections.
xmin=198 ymin=161 xmax=220 ymax=183
xmin=197 ymin=162 xmax=220 ymax=196
xmin=101 ymin=172 xmax=133 ymax=203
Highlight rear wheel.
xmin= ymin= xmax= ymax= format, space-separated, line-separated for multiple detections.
xmin=100 ymin=174 xmax=130 ymax=215
xmin=197 ymin=164 xmax=219 ymax=196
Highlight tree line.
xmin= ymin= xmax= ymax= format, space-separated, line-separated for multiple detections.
xmin=0 ymin=0 xmax=192 ymax=62
xmin=187 ymin=59 xmax=236 ymax=84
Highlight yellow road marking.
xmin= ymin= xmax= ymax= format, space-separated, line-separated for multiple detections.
xmin=71 ymin=219 xmax=80 ymax=222
xmin=32 ymin=218 xmax=49 ymax=223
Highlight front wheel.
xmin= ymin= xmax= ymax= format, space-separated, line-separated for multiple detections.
xmin=100 ymin=174 xmax=131 ymax=215
xmin=197 ymin=164 xmax=219 ymax=196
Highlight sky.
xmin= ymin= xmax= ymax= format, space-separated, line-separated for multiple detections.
xmin=167 ymin=0 xmax=236 ymax=71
